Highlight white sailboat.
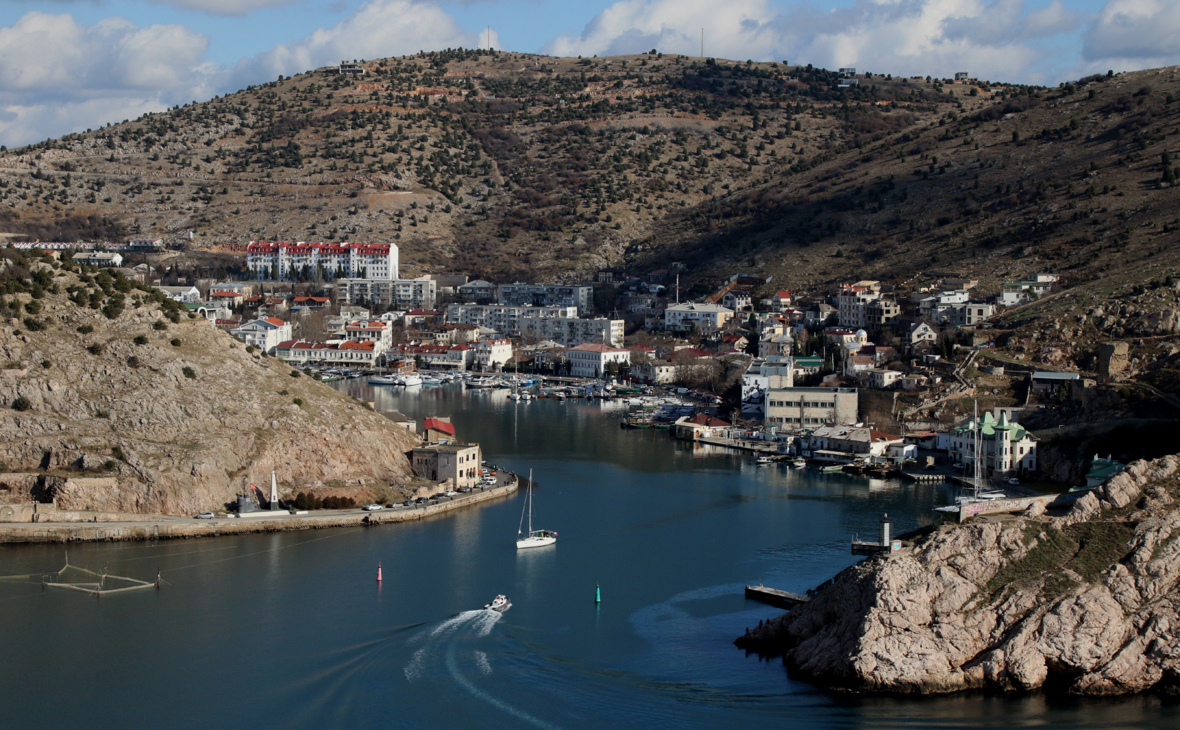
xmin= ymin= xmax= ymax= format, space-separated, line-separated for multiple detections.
xmin=516 ymin=470 xmax=556 ymax=549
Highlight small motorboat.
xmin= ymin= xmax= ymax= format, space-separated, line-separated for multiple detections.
xmin=484 ymin=594 xmax=512 ymax=613
xmin=792 ymin=458 xmax=807 ymax=468
xmin=756 ymin=456 xmax=775 ymax=465
xmin=821 ymin=465 xmax=844 ymax=473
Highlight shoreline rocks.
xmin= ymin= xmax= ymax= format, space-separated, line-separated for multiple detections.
xmin=736 ymin=454 xmax=1180 ymax=696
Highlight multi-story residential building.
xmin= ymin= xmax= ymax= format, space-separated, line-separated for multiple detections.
xmin=154 ymin=285 xmax=202 ymax=303
xmin=245 ymin=241 xmax=398 ymax=281
xmin=948 ymin=410 xmax=1037 ymax=477
xmin=497 ymin=283 xmax=593 ymax=314
xmin=721 ymin=290 xmax=752 ymax=312
xmin=836 ymin=285 xmax=881 ymax=329
xmin=343 ymin=321 xmax=393 ymax=350
xmin=230 ymin=317 xmax=292 ymax=354
xmin=457 ymin=279 xmax=497 ymax=302
xmin=632 ymin=360 xmax=678 ymax=384
xmin=764 ymin=386 xmax=858 ymax=428
xmin=866 ymin=299 xmax=901 ymax=328
xmin=445 ymin=304 xmax=577 ymax=336
xmin=410 ymin=442 xmax=482 ymax=488
xmin=568 ymin=343 xmax=631 ymax=379
xmin=942 ymin=302 xmax=996 ymax=326
xmin=664 ymin=303 xmax=734 ymax=334
xmin=520 ymin=316 xmax=623 ymax=348
xmin=336 ymin=277 xmax=437 ymax=310
xmin=473 ymin=338 xmax=513 ymax=370
xmin=919 ymin=290 xmax=970 ymax=318
xmin=759 ymin=333 xmax=795 ymax=358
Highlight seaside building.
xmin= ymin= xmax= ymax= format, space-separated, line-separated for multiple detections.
xmin=246 ymin=241 xmax=398 ymax=281
xmin=764 ymin=386 xmax=858 ymax=428
xmin=71 ymin=251 xmax=124 ymax=268
xmin=948 ymin=411 xmax=1037 ymax=477
xmin=336 ymin=277 xmax=437 ymax=310
xmin=568 ymin=343 xmax=630 ymax=379
xmin=410 ymin=443 xmax=482 ymax=488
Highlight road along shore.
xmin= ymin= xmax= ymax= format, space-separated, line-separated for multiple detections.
xmin=0 ymin=481 xmax=518 ymax=545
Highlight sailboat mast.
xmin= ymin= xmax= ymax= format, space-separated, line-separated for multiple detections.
xmin=527 ymin=469 xmax=533 ymax=534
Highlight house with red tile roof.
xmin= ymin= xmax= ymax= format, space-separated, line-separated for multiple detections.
xmin=231 ymin=317 xmax=293 ymax=353
xmin=673 ymin=412 xmax=732 ymax=440
xmin=423 ymin=417 xmax=457 ymax=444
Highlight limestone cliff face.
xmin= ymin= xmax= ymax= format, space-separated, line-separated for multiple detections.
xmin=0 ymin=275 xmax=419 ymax=514
xmin=737 ymin=456 xmax=1180 ymax=695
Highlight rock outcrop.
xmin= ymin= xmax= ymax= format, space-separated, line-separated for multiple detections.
xmin=0 ymin=267 xmax=419 ymax=514
xmin=736 ymin=455 xmax=1180 ymax=695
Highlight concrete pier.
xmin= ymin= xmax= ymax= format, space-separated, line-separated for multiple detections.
xmin=745 ymin=584 xmax=811 ymax=609
xmin=0 ymin=481 xmax=518 ymax=545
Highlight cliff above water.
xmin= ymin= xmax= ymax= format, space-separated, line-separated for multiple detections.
xmin=736 ymin=457 xmax=1180 ymax=696
xmin=0 ymin=253 xmax=419 ymax=514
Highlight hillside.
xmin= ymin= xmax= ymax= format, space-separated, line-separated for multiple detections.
xmin=0 ymin=49 xmax=1005 ymax=282
xmin=736 ymin=455 xmax=1180 ymax=696
xmin=0 ymin=249 xmax=420 ymax=514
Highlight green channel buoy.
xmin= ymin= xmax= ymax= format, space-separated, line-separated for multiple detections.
xmin=596 ymin=583 xmax=601 ymax=603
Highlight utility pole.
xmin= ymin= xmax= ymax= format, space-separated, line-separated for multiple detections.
xmin=701 ymin=29 xmax=704 ymax=58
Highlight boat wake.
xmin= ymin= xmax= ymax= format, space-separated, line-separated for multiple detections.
xmin=403 ymin=608 xmax=562 ymax=729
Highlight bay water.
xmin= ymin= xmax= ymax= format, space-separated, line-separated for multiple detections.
xmin=0 ymin=382 xmax=1174 ymax=728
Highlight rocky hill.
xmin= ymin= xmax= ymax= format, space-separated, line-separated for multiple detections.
xmin=0 ymin=249 xmax=420 ymax=515
xmin=736 ymin=456 xmax=1180 ymax=695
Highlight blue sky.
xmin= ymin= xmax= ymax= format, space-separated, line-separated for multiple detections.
xmin=0 ymin=0 xmax=1177 ymax=147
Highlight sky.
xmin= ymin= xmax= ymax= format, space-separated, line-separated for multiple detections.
xmin=0 ymin=0 xmax=1177 ymax=148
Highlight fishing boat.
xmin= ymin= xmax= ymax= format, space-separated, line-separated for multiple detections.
xmin=792 ymin=458 xmax=807 ymax=468
xmin=368 ymin=375 xmax=399 ymax=385
xmin=484 ymin=594 xmax=512 ymax=613
xmin=466 ymin=377 xmax=495 ymax=389
xmin=821 ymin=465 xmax=844 ymax=473
xmin=516 ymin=470 xmax=556 ymax=549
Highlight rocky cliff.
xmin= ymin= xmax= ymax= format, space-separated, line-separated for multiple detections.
xmin=736 ymin=456 xmax=1180 ymax=695
xmin=0 ymin=257 xmax=420 ymax=514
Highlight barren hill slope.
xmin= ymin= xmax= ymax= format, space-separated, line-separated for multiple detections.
xmin=0 ymin=250 xmax=418 ymax=514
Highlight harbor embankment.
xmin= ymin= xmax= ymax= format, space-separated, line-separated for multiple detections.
xmin=0 ymin=480 xmax=518 ymax=545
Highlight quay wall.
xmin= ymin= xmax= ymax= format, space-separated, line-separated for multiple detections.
xmin=0 ymin=481 xmax=517 ymax=545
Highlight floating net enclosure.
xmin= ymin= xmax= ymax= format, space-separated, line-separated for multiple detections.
xmin=0 ymin=555 xmax=163 ymax=597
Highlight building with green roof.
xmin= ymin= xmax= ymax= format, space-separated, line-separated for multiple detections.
xmin=949 ymin=410 xmax=1038 ymax=477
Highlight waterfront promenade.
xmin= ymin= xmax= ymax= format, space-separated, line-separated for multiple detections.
xmin=0 ymin=480 xmax=518 ymax=544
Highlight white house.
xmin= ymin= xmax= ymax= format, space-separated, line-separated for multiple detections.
xmin=721 ymin=290 xmax=752 ymax=312
xmin=231 ymin=317 xmax=293 ymax=354
xmin=664 ymin=302 xmax=734 ymax=334
xmin=908 ymin=321 xmax=938 ymax=346
xmin=474 ymin=338 xmax=514 ymax=370
xmin=155 ymin=285 xmax=202 ymax=304
xmin=568 ymin=343 xmax=630 ymax=379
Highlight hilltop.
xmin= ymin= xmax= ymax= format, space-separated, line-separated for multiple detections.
xmin=0 ymin=248 xmax=420 ymax=514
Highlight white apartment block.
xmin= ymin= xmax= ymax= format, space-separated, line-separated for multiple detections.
xmin=664 ymin=303 xmax=734 ymax=334
xmin=337 ymin=277 xmax=437 ymax=310
xmin=246 ymin=241 xmax=398 ymax=281
xmin=836 ymin=287 xmax=880 ymax=329
xmin=446 ymin=304 xmax=577 ymax=336
xmin=497 ymin=283 xmax=593 ymax=314
xmin=568 ymin=343 xmax=630 ymax=379
xmin=343 ymin=320 xmax=393 ymax=350
xmin=520 ymin=317 xmax=624 ymax=348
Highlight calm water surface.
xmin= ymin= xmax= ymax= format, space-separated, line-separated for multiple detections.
xmin=1 ymin=382 xmax=1175 ymax=728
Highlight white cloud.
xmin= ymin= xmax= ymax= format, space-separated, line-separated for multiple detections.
xmin=544 ymin=0 xmax=1084 ymax=82
xmin=1083 ymin=0 xmax=1180 ymax=61
xmin=232 ymin=0 xmax=481 ymax=83
xmin=0 ymin=12 xmax=217 ymax=147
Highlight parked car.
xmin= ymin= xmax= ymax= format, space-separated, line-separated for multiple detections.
xmin=415 ymin=497 xmax=430 ymax=504
xmin=363 ymin=504 xmax=383 ymax=511
xmin=195 ymin=512 xmax=215 ymax=520
xmin=403 ymin=500 xmax=415 ymax=507
xmin=953 ymin=462 xmax=966 ymax=470
xmin=1006 ymin=477 xmax=1021 ymax=486
xmin=444 ymin=490 xmax=458 ymax=497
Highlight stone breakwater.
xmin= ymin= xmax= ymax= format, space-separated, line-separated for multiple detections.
xmin=0 ymin=481 xmax=517 ymax=544
xmin=736 ymin=455 xmax=1180 ymax=696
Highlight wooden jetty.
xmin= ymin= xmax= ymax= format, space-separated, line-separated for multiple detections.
xmin=744 ymin=584 xmax=811 ymax=609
